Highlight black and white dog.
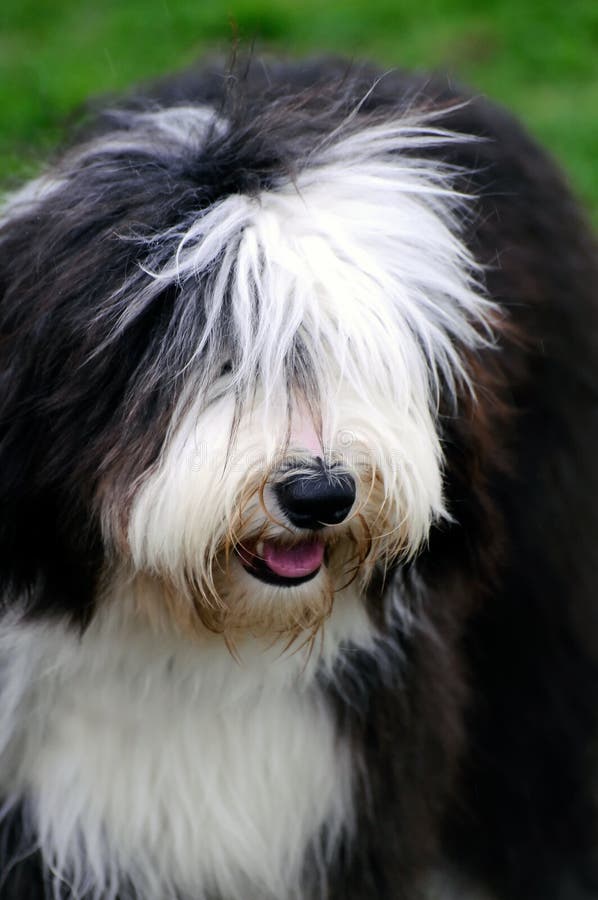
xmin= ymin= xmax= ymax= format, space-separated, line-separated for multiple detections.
xmin=1 ymin=56 xmax=598 ymax=900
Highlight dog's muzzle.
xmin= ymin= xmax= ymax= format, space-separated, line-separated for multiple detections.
xmin=236 ymin=461 xmax=356 ymax=589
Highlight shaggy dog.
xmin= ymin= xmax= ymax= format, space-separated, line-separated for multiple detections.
xmin=0 ymin=56 xmax=597 ymax=900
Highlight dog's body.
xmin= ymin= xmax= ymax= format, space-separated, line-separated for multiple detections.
xmin=0 ymin=57 xmax=597 ymax=900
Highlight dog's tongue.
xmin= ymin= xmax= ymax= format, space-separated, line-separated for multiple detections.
xmin=262 ymin=541 xmax=324 ymax=578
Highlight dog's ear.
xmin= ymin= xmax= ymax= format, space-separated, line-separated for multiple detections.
xmin=0 ymin=183 xmax=180 ymax=623
xmin=0 ymin=202 xmax=103 ymax=623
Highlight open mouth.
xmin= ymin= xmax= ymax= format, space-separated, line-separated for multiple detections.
xmin=237 ymin=540 xmax=325 ymax=587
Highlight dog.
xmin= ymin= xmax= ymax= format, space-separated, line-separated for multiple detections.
xmin=0 ymin=55 xmax=597 ymax=900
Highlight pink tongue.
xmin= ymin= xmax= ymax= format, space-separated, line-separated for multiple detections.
xmin=262 ymin=541 xmax=324 ymax=579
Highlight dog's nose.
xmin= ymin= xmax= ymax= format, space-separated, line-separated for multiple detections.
xmin=276 ymin=469 xmax=356 ymax=530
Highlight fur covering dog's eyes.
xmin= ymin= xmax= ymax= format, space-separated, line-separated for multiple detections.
xmin=0 ymin=54 xmax=597 ymax=900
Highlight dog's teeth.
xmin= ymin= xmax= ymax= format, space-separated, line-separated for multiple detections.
xmin=256 ymin=541 xmax=264 ymax=557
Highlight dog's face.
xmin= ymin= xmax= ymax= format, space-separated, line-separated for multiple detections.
xmin=94 ymin=112 xmax=492 ymax=645
xmin=0 ymin=105 xmax=490 ymax=646
xmin=122 ymin=377 xmax=432 ymax=642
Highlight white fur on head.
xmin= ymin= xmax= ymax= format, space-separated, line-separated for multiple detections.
xmin=113 ymin=115 xmax=492 ymax=636
xmin=108 ymin=114 xmax=491 ymax=405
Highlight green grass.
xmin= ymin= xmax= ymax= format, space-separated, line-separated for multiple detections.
xmin=1 ymin=0 xmax=597 ymax=221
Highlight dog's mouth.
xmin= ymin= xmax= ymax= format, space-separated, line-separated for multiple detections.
xmin=236 ymin=539 xmax=325 ymax=587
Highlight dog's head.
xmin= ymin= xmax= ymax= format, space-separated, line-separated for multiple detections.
xmin=0 ymin=88 xmax=491 ymax=646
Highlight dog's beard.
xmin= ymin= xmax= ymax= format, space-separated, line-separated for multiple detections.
xmin=118 ymin=375 xmax=447 ymax=647
xmin=125 ymin=466 xmax=408 ymax=647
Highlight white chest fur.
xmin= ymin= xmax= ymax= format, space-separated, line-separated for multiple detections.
xmin=0 ymin=601 xmax=369 ymax=900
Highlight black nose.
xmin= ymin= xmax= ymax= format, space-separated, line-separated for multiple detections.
xmin=275 ymin=469 xmax=356 ymax=530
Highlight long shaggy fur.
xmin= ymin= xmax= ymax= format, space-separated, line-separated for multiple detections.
xmin=0 ymin=55 xmax=597 ymax=900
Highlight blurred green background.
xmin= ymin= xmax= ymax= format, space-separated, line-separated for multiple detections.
xmin=1 ymin=0 xmax=597 ymax=222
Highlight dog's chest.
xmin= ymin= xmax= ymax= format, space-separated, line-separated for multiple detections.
xmin=1 ymin=620 xmax=354 ymax=900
